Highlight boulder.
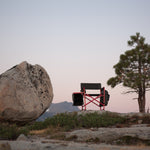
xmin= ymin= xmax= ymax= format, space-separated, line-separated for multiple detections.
xmin=66 ymin=127 xmax=150 ymax=143
xmin=17 ymin=134 xmax=29 ymax=141
xmin=0 ymin=61 xmax=53 ymax=123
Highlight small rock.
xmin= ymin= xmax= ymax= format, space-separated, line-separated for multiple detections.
xmin=17 ymin=134 xmax=29 ymax=141
xmin=0 ymin=143 xmax=11 ymax=150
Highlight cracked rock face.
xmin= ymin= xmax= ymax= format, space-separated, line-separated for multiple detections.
xmin=0 ymin=61 xmax=53 ymax=123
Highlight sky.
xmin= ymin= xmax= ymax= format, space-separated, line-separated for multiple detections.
xmin=0 ymin=0 xmax=150 ymax=113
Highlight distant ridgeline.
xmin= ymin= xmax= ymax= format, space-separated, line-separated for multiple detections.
xmin=37 ymin=101 xmax=79 ymax=121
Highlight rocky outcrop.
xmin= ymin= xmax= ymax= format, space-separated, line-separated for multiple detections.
xmin=0 ymin=61 xmax=53 ymax=123
xmin=0 ymin=138 xmax=150 ymax=150
xmin=66 ymin=126 xmax=150 ymax=144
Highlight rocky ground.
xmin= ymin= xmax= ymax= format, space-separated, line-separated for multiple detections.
xmin=0 ymin=111 xmax=150 ymax=150
xmin=1 ymin=125 xmax=150 ymax=150
xmin=66 ymin=125 xmax=150 ymax=144
xmin=0 ymin=136 xmax=150 ymax=150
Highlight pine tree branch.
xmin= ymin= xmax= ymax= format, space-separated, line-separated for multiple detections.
xmin=122 ymin=90 xmax=138 ymax=94
xmin=133 ymin=98 xmax=138 ymax=100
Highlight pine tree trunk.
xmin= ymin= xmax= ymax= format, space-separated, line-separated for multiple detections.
xmin=137 ymin=56 xmax=146 ymax=113
xmin=138 ymin=88 xmax=146 ymax=113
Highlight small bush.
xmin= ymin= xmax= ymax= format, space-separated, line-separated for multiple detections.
xmin=0 ymin=111 xmax=127 ymax=140
xmin=31 ymin=111 xmax=126 ymax=131
xmin=0 ymin=124 xmax=29 ymax=140
xmin=46 ymin=112 xmax=79 ymax=131
xmin=28 ymin=111 xmax=126 ymax=132
xmin=28 ymin=121 xmax=47 ymax=131
xmin=78 ymin=112 xmax=125 ymax=128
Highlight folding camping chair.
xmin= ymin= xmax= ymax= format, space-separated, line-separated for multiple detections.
xmin=72 ymin=83 xmax=110 ymax=110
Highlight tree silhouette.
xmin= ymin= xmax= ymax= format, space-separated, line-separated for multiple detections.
xmin=107 ymin=33 xmax=150 ymax=113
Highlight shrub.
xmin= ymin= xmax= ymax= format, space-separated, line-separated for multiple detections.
xmin=78 ymin=112 xmax=125 ymax=128
xmin=48 ymin=112 xmax=79 ymax=131
xmin=0 ymin=124 xmax=29 ymax=140
xmin=0 ymin=111 xmax=127 ymax=139
xmin=31 ymin=111 xmax=126 ymax=131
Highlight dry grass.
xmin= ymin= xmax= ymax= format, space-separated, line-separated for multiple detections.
xmin=30 ymin=129 xmax=47 ymax=135
xmin=29 ymin=126 xmax=66 ymax=140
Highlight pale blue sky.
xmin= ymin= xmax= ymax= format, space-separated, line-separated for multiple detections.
xmin=0 ymin=0 xmax=150 ymax=112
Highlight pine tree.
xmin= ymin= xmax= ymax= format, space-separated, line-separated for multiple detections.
xmin=107 ymin=33 xmax=150 ymax=113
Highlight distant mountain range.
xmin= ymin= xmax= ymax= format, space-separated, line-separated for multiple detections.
xmin=37 ymin=101 xmax=80 ymax=121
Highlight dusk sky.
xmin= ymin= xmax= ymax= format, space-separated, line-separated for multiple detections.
xmin=0 ymin=0 xmax=150 ymax=113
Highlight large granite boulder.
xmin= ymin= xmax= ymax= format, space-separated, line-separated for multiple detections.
xmin=0 ymin=61 xmax=53 ymax=123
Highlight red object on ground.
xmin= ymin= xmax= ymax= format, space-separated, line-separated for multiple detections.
xmin=72 ymin=83 xmax=108 ymax=110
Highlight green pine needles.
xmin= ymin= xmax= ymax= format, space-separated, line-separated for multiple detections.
xmin=107 ymin=33 xmax=150 ymax=112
